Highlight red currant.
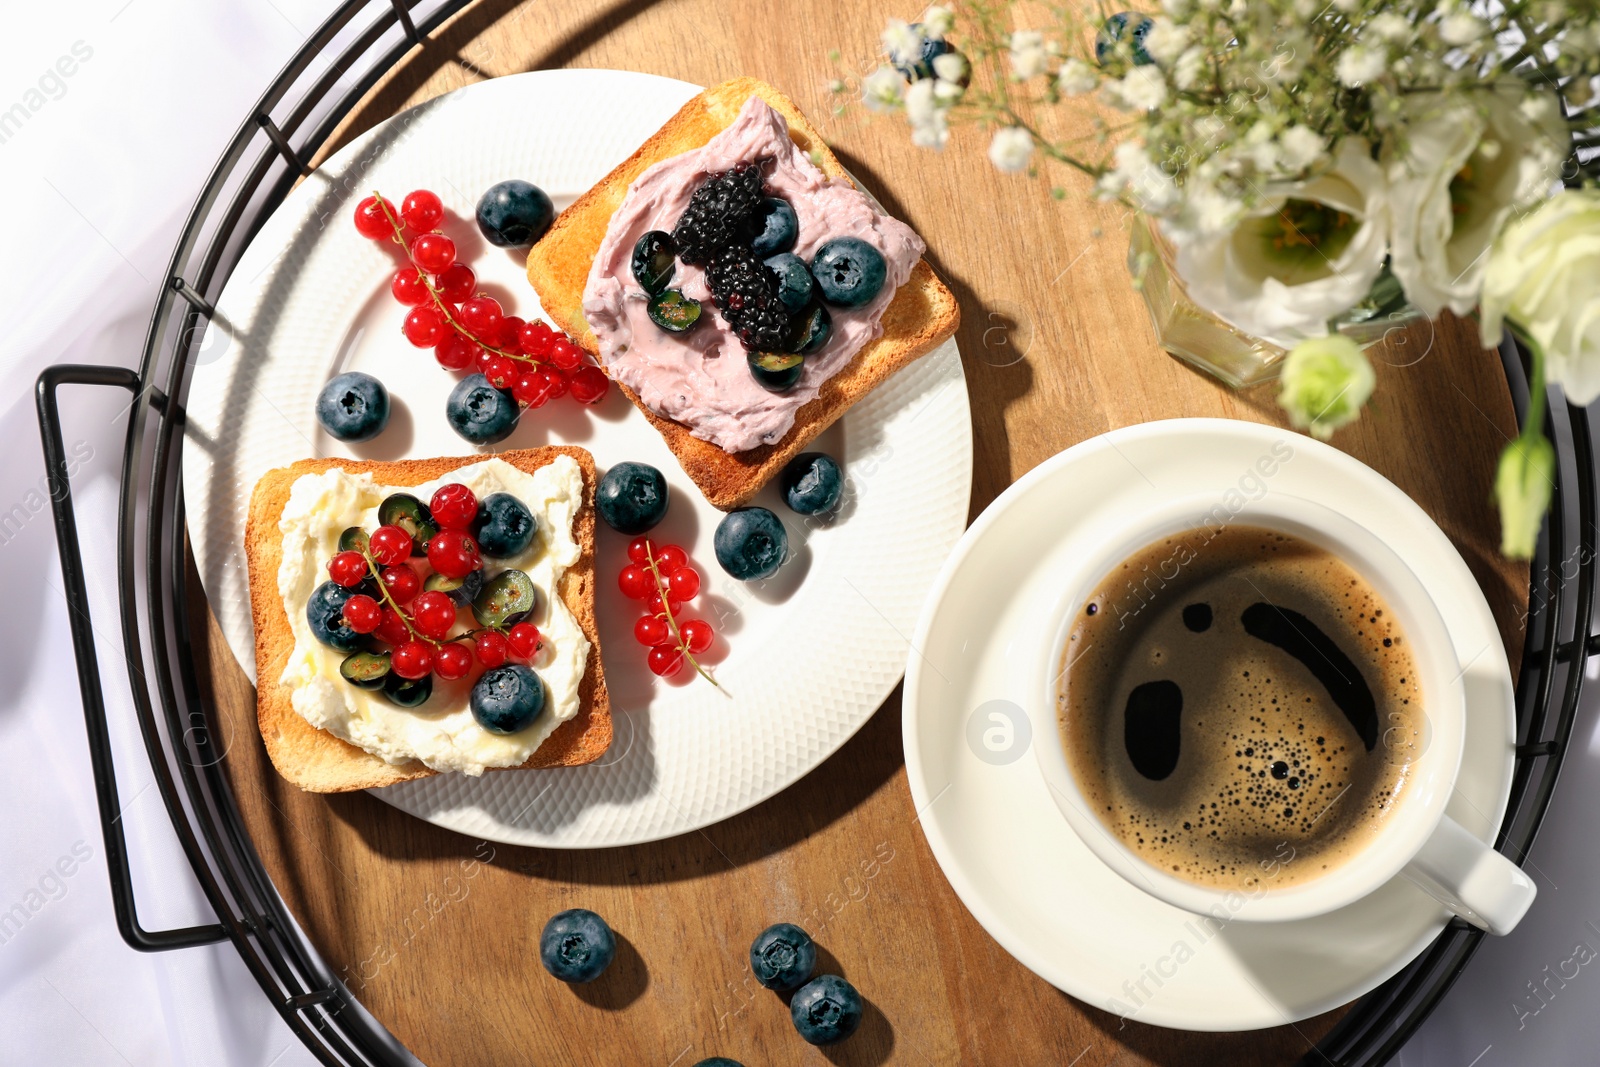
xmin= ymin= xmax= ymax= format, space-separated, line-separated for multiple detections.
xmin=475 ymin=629 xmax=508 ymax=668
xmin=410 ymin=232 xmax=456 ymax=274
xmin=648 ymin=646 xmax=684 ymax=677
xmin=391 ymin=267 xmax=430 ymax=306
xmin=400 ymin=189 xmax=443 ymax=232
xmin=369 ymin=525 xmax=413 ymax=566
xmin=327 ymin=550 xmax=369 ymax=587
xmin=656 ymin=545 xmax=689 ymax=573
xmin=538 ymin=367 xmax=569 ymax=399
xmin=342 ymin=594 xmax=382 ymax=633
xmin=569 ymin=365 xmax=609 ymax=404
xmin=458 ymin=296 xmax=504 ymax=340
xmin=618 ymin=564 xmax=654 ymax=600
xmin=507 ymin=622 xmax=542 ymax=659
xmin=435 ymin=333 xmax=480 ymax=371
xmin=427 ymin=528 xmax=480 ymax=579
xmin=646 ymin=591 xmax=682 ymax=617
xmin=520 ymin=320 xmax=555 ymax=356
xmin=512 ymin=369 xmax=549 ymax=408
xmin=353 ymin=195 xmax=396 ymax=239
xmin=679 ymin=618 xmax=714 ymax=654
xmin=434 ymin=642 xmax=473 ymax=680
xmin=667 ymin=566 xmax=700 ymax=601
xmin=411 ymin=590 xmax=458 ymax=639
xmin=497 ymin=316 xmax=526 ymax=353
xmin=547 ymin=338 xmax=583 ymax=372
xmin=374 ymin=606 xmax=410 ymax=646
xmin=402 ymin=305 xmax=446 ymax=347
xmin=429 ymin=483 xmax=478 ymax=529
xmin=381 ymin=564 xmax=420 ymax=604
xmin=391 ymin=640 xmax=435 ymax=680
xmin=626 ymin=537 xmax=655 ymax=565
xmin=435 ymin=261 xmax=476 ymax=304
xmin=476 ymin=347 xmax=498 ymax=375
xmin=483 ymin=353 xmax=517 ymax=390
xmin=634 ymin=615 xmax=670 ymax=647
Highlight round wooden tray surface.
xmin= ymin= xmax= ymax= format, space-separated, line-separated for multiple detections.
xmin=191 ymin=2 xmax=1529 ymax=1063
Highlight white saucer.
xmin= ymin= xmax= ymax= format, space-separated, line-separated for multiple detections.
xmin=902 ymin=418 xmax=1516 ymax=1031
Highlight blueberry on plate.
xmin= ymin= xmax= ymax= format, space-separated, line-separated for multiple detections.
xmin=714 ymin=508 xmax=788 ymax=581
xmin=316 ymin=372 xmax=390 ymax=442
xmin=764 ymin=252 xmax=814 ymax=314
xmin=470 ymin=664 xmax=546 ymax=734
xmin=779 ymin=453 xmax=844 ymax=516
xmin=306 ymin=581 xmax=364 ymax=652
xmin=812 ymin=238 xmax=887 ymax=308
xmin=750 ymin=197 xmax=799 ymax=257
xmin=750 ymin=923 xmax=817 ymax=992
xmin=540 ymin=909 xmax=616 ymax=983
xmin=791 ymin=974 xmax=863 ymax=1045
xmin=595 ymin=462 xmax=668 ymax=534
xmin=446 ymin=373 xmax=520 ymax=445
xmin=475 ymin=179 xmax=554 ymax=248
xmin=474 ymin=492 xmax=538 ymax=557
xmin=1095 ymin=12 xmax=1155 ymax=65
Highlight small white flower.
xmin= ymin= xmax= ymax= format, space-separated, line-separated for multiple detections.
xmin=1162 ymin=0 xmax=1192 ymax=15
xmin=932 ymin=51 xmax=968 ymax=85
xmin=904 ymin=79 xmax=950 ymax=148
xmin=1098 ymin=142 xmax=1181 ymax=212
xmin=920 ymin=4 xmax=955 ymax=40
xmin=1057 ymin=58 xmax=1098 ymax=96
xmin=1008 ymin=30 xmax=1050 ymax=80
xmin=1366 ymin=13 xmax=1412 ymax=43
xmin=861 ymin=65 xmax=906 ymax=111
xmin=1278 ymin=125 xmax=1327 ymax=172
xmin=1336 ymin=45 xmax=1387 ymax=87
xmin=1173 ymin=46 xmax=1208 ymax=91
xmin=1331 ymin=0 xmax=1360 ymax=12
xmin=1439 ymin=12 xmax=1487 ymax=46
xmin=1104 ymin=65 xmax=1168 ymax=111
xmin=882 ymin=19 xmax=924 ymax=68
xmin=911 ymin=111 xmax=950 ymax=149
xmin=1166 ymin=181 xmax=1247 ymax=241
xmin=932 ymin=76 xmax=965 ymax=106
xmin=988 ymin=126 xmax=1034 ymax=173
xmin=1142 ymin=18 xmax=1191 ymax=64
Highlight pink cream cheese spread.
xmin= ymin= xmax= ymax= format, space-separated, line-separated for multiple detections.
xmin=582 ymin=96 xmax=925 ymax=453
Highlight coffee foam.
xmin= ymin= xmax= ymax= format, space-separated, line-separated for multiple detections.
xmin=1058 ymin=525 xmax=1422 ymax=890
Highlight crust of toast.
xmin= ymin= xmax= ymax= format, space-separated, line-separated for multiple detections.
xmin=525 ymin=77 xmax=960 ymax=510
xmin=244 ymin=447 xmax=610 ymax=793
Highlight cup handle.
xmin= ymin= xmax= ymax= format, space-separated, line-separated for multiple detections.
xmin=1401 ymin=814 xmax=1536 ymax=935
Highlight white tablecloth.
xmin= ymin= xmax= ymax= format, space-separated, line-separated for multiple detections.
xmin=2 ymin=3 xmax=1594 ymax=1064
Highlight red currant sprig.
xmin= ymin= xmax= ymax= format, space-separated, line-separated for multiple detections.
xmin=621 ymin=536 xmax=717 ymax=686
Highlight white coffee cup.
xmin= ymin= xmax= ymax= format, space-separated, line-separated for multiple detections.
xmin=1029 ymin=490 xmax=1536 ymax=934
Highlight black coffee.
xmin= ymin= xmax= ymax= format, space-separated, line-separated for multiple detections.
xmin=1058 ymin=525 xmax=1422 ymax=890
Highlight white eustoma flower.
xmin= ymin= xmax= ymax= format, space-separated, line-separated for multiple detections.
xmin=1387 ymin=88 xmax=1569 ymax=317
xmin=1278 ymin=126 xmax=1327 ymax=172
xmin=1366 ymin=13 xmax=1412 ymax=43
xmin=1009 ymin=30 xmax=1050 ymax=79
xmin=904 ymin=78 xmax=950 ymax=149
xmin=882 ymin=20 xmax=924 ymax=68
xmin=921 ymin=4 xmax=955 ymax=39
xmin=988 ymin=126 xmax=1034 ymax=172
xmin=1104 ymin=65 xmax=1168 ymax=110
xmin=1439 ymin=12 xmax=1486 ymax=45
xmin=1057 ymin=58 xmax=1098 ymax=96
xmin=861 ymin=65 xmax=907 ymax=111
xmin=1172 ymin=138 xmax=1390 ymax=349
xmin=1337 ymin=45 xmax=1387 ymax=87
xmin=1143 ymin=18 xmax=1191 ymax=64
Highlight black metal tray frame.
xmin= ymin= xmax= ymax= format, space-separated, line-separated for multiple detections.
xmin=31 ymin=2 xmax=1600 ymax=1063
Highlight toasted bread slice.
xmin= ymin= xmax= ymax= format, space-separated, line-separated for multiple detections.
xmin=244 ymin=447 xmax=610 ymax=793
xmin=525 ymin=76 xmax=960 ymax=510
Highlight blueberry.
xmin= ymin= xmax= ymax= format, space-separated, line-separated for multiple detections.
xmin=750 ymin=923 xmax=817 ymax=992
xmin=475 ymin=179 xmax=554 ymax=248
xmin=780 ymin=453 xmax=844 ymax=516
xmin=306 ymin=581 xmax=364 ymax=652
xmin=446 ymin=373 xmax=519 ymax=445
xmin=812 ymin=238 xmax=887 ymax=308
xmin=595 ymin=462 xmax=668 ymax=535
xmin=764 ymin=252 xmax=814 ymax=314
xmin=316 ymin=372 xmax=390 ymax=442
xmin=783 ymin=303 xmax=831 ymax=355
xmin=1095 ymin=12 xmax=1155 ymax=65
xmin=748 ymin=351 xmax=804 ymax=393
xmin=540 ymin=909 xmax=616 ymax=983
xmin=631 ymin=230 xmax=677 ymax=294
xmin=383 ymin=672 xmax=432 ymax=708
xmin=714 ymin=508 xmax=788 ymax=581
xmin=894 ymin=28 xmax=956 ymax=81
xmin=750 ymin=197 xmax=798 ymax=257
xmin=469 ymin=664 xmax=546 ymax=734
xmin=790 ymin=974 xmax=862 ymax=1045
xmin=474 ymin=492 xmax=538 ymax=557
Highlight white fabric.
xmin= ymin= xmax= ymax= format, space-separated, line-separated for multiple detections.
xmin=2 ymin=2 xmax=1597 ymax=1063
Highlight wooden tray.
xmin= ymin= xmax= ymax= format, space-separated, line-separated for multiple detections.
xmin=192 ymin=2 xmax=1528 ymax=1063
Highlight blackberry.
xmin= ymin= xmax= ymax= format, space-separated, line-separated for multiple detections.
xmin=706 ymin=245 xmax=791 ymax=351
xmin=672 ymin=163 xmax=766 ymax=264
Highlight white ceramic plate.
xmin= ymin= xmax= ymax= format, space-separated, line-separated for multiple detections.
xmin=903 ymin=418 xmax=1515 ymax=1031
xmin=182 ymin=69 xmax=971 ymax=847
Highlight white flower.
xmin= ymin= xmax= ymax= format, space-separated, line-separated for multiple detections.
xmin=1009 ymin=30 xmax=1050 ymax=80
xmin=1387 ymin=88 xmax=1569 ymax=317
xmin=1480 ymin=189 xmax=1600 ymax=404
xmin=1278 ymin=126 xmax=1327 ymax=172
xmin=904 ymin=78 xmax=950 ymax=149
xmin=920 ymin=4 xmax=955 ymax=40
xmin=988 ymin=126 xmax=1034 ymax=172
xmin=861 ymin=65 xmax=906 ymax=112
xmin=1057 ymin=58 xmax=1098 ymax=96
xmin=1163 ymin=0 xmax=1192 ymax=16
xmin=1336 ymin=45 xmax=1387 ymax=87
xmin=1143 ymin=18 xmax=1191 ymax=64
xmin=1366 ymin=13 xmax=1412 ymax=43
xmin=932 ymin=51 xmax=968 ymax=86
xmin=1173 ymin=46 xmax=1208 ymax=91
xmin=882 ymin=20 xmax=924 ymax=68
xmin=1277 ymin=335 xmax=1376 ymax=439
xmin=1103 ymin=65 xmax=1168 ymax=110
xmin=1439 ymin=12 xmax=1486 ymax=45
xmin=1098 ymin=141 xmax=1181 ymax=213
xmin=1173 ymin=138 xmax=1390 ymax=349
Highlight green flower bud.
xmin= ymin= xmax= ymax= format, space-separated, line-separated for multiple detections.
xmin=1277 ymin=335 xmax=1375 ymax=440
xmin=1495 ymin=435 xmax=1555 ymax=560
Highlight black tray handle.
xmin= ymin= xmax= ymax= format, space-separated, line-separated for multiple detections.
xmin=36 ymin=364 xmax=228 ymax=953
